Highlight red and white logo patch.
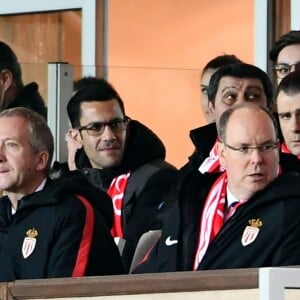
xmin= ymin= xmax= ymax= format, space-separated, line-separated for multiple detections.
xmin=22 ymin=228 xmax=38 ymax=259
xmin=22 ymin=237 xmax=36 ymax=258
xmin=241 ymin=218 xmax=262 ymax=247
xmin=241 ymin=226 xmax=259 ymax=246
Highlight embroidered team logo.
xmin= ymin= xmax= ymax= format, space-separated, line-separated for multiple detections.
xmin=241 ymin=219 xmax=263 ymax=247
xmin=22 ymin=228 xmax=38 ymax=259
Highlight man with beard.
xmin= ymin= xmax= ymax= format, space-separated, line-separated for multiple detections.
xmin=66 ymin=78 xmax=177 ymax=272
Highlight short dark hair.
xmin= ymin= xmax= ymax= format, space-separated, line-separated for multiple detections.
xmin=67 ymin=77 xmax=126 ymax=128
xmin=0 ymin=41 xmax=23 ymax=87
xmin=207 ymin=63 xmax=273 ymax=110
xmin=0 ymin=107 xmax=54 ymax=172
xmin=202 ymin=54 xmax=243 ymax=74
xmin=276 ymin=69 xmax=300 ymax=98
xmin=73 ymin=76 xmax=104 ymax=93
xmin=218 ymin=103 xmax=278 ymax=143
xmin=269 ymin=30 xmax=300 ymax=62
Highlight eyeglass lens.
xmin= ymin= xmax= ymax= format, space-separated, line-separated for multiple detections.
xmin=275 ymin=62 xmax=300 ymax=78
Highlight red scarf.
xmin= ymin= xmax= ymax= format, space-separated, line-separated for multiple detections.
xmin=193 ymin=172 xmax=227 ymax=270
xmin=194 ymin=164 xmax=282 ymax=270
xmin=198 ymin=140 xmax=224 ymax=174
xmin=107 ymin=172 xmax=131 ymax=238
xmin=193 ymin=172 xmax=249 ymax=270
xmin=281 ymin=143 xmax=300 ymax=159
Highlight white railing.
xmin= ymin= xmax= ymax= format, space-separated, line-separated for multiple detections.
xmin=259 ymin=267 xmax=300 ymax=300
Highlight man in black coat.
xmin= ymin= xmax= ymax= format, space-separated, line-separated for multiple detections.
xmin=0 ymin=107 xmax=123 ymax=282
xmin=182 ymin=63 xmax=274 ymax=173
xmin=0 ymin=41 xmax=47 ymax=119
xmin=134 ymin=103 xmax=300 ymax=273
xmin=66 ymin=78 xmax=178 ymax=272
xmin=181 ymin=63 xmax=300 ymax=177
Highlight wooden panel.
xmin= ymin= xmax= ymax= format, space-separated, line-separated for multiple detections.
xmin=7 ymin=269 xmax=258 ymax=299
xmin=275 ymin=0 xmax=290 ymax=39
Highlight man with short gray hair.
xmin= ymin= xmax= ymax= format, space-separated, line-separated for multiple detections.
xmin=0 ymin=107 xmax=123 ymax=282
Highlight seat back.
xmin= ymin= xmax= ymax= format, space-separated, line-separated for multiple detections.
xmin=129 ymin=230 xmax=162 ymax=273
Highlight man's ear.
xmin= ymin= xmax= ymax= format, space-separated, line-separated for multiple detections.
xmin=35 ymin=151 xmax=49 ymax=171
xmin=216 ymin=140 xmax=226 ymax=170
xmin=69 ymin=128 xmax=83 ymax=147
xmin=207 ymin=101 xmax=215 ymax=122
xmin=0 ymin=69 xmax=13 ymax=92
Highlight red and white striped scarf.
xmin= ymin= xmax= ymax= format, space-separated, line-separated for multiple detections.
xmin=193 ymin=172 xmax=227 ymax=270
xmin=281 ymin=143 xmax=300 ymax=160
xmin=107 ymin=172 xmax=131 ymax=238
xmin=194 ymin=165 xmax=282 ymax=270
xmin=198 ymin=140 xmax=224 ymax=174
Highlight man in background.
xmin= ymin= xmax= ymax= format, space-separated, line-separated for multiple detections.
xmin=276 ymin=69 xmax=300 ymax=158
xmin=0 ymin=41 xmax=47 ymax=119
xmin=270 ymin=30 xmax=300 ymax=84
xmin=182 ymin=63 xmax=273 ymax=175
xmin=200 ymin=54 xmax=243 ymax=124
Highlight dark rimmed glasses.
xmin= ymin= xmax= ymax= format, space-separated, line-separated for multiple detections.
xmin=274 ymin=62 xmax=300 ymax=79
xmin=223 ymin=141 xmax=278 ymax=154
xmin=76 ymin=117 xmax=130 ymax=136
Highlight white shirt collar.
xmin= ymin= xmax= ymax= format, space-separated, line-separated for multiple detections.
xmin=226 ymin=187 xmax=239 ymax=209
xmin=11 ymin=178 xmax=47 ymax=214
xmin=35 ymin=178 xmax=47 ymax=192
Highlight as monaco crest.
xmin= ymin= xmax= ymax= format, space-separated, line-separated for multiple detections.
xmin=22 ymin=228 xmax=38 ymax=259
xmin=241 ymin=219 xmax=263 ymax=247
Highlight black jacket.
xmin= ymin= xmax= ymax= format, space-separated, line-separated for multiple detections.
xmin=180 ymin=123 xmax=300 ymax=176
xmin=0 ymin=172 xmax=124 ymax=282
xmin=75 ymin=120 xmax=178 ymax=272
xmin=134 ymin=170 xmax=300 ymax=273
xmin=7 ymin=82 xmax=47 ymax=120
xmin=179 ymin=123 xmax=217 ymax=177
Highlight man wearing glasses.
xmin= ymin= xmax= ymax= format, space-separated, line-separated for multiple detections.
xmin=66 ymin=78 xmax=177 ymax=272
xmin=270 ymin=30 xmax=300 ymax=84
xmin=182 ymin=63 xmax=274 ymax=175
xmin=134 ymin=103 xmax=300 ymax=273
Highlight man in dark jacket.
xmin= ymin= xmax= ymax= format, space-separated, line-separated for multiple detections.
xmin=182 ymin=63 xmax=274 ymax=173
xmin=181 ymin=63 xmax=300 ymax=176
xmin=0 ymin=107 xmax=123 ymax=282
xmin=0 ymin=41 xmax=47 ymax=119
xmin=276 ymin=70 xmax=300 ymax=159
xmin=66 ymin=78 xmax=178 ymax=272
xmin=134 ymin=103 xmax=300 ymax=273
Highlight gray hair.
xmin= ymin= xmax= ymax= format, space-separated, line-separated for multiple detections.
xmin=0 ymin=107 xmax=54 ymax=172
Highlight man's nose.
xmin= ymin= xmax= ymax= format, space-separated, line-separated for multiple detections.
xmin=0 ymin=147 xmax=6 ymax=162
xmin=236 ymin=95 xmax=247 ymax=104
xmin=249 ymin=148 xmax=263 ymax=163
xmin=290 ymin=114 xmax=300 ymax=133
xmin=101 ymin=124 xmax=116 ymax=140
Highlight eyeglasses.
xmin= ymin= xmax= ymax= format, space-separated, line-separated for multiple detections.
xmin=76 ymin=117 xmax=130 ymax=136
xmin=223 ymin=141 xmax=278 ymax=154
xmin=274 ymin=62 xmax=300 ymax=79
